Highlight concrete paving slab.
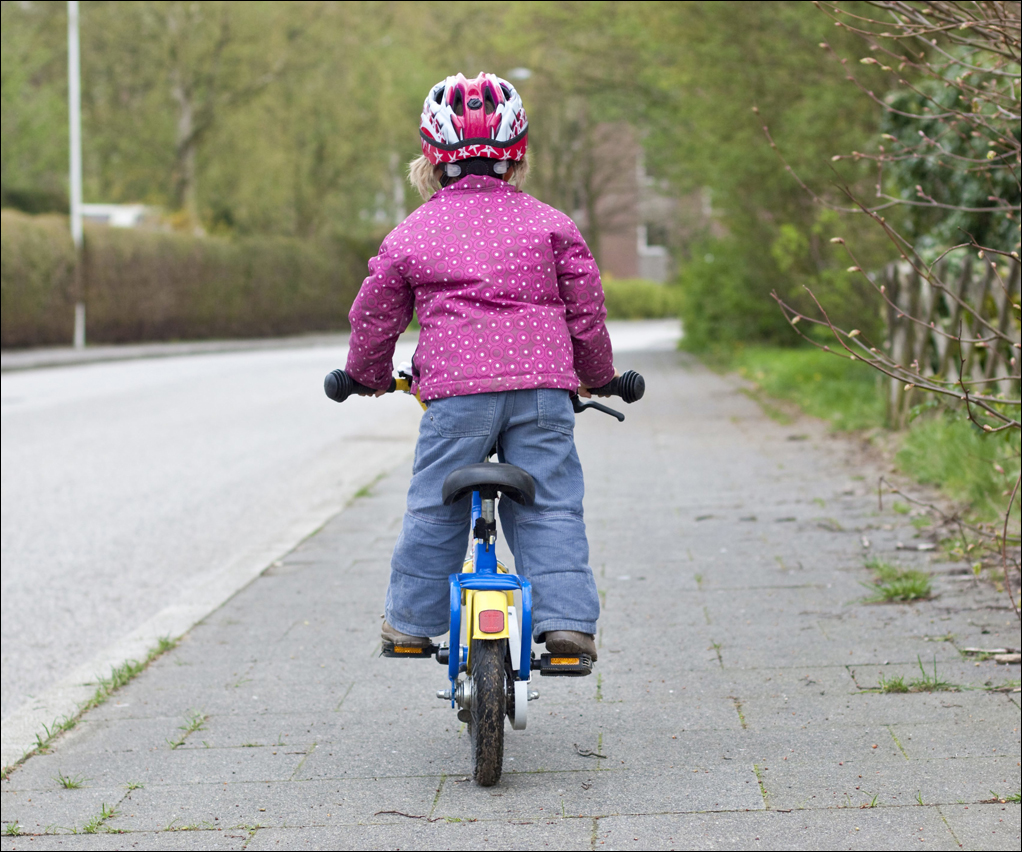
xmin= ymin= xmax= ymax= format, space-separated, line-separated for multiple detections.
xmin=1 ymin=832 xmax=247 ymax=851
xmin=709 ymin=666 xmax=860 ymax=697
xmin=756 ymin=754 xmax=1017 ymax=810
xmin=889 ymin=720 xmax=1021 ymax=760
xmin=245 ymin=818 xmax=594 ymax=851
xmin=736 ymin=685 xmax=1019 ymax=731
xmin=106 ymin=776 xmax=443 ymax=833
xmin=5 ymin=746 xmax=309 ymax=793
xmin=289 ymin=725 xmax=472 ymax=780
xmin=707 ymin=725 xmax=912 ymax=765
xmin=937 ymin=802 xmax=1021 ymax=850
xmin=156 ymin=714 xmax=332 ymax=752
xmin=588 ymin=687 xmax=743 ymax=730
xmin=435 ymin=763 xmax=765 ymax=819
xmin=20 ymin=718 xmax=178 ymax=763
xmin=849 ymin=659 xmax=1019 ymax=692
xmin=593 ymin=806 xmax=961 ymax=850
xmin=83 ymin=671 xmax=360 ymax=722
xmin=1 ymin=787 xmax=127 ymax=836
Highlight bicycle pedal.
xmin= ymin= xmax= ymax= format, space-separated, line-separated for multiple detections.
xmin=381 ymin=642 xmax=438 ymax=659
xmin=535 ymin=652 xmax=593 ymax=677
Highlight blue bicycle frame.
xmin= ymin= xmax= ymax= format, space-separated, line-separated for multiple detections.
xmin=446 ymin=491 xmax=532 ymax=702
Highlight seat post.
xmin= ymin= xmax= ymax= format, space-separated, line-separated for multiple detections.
xmin=472 ymin=491 xmax=498 ymax=574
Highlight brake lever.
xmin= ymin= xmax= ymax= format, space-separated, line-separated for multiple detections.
xmin=571 ymin=395 xmax=625 ymax=421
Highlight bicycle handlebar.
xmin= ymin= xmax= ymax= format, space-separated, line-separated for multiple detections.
xmin=586 ymin=370 xmax=645 ymax=403
xmin=323 ymin=369 xmax=396 ymax=403
xmin=324 ymin=368 xmax=646 ymax=414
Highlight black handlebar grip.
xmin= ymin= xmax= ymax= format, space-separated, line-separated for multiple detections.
xmin=588 ymin=370 xmax=645 ymax=403
xmin=324 ymin=369 xmax=395 ymax=402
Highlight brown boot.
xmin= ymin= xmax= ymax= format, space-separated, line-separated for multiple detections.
xmin=381 ymin=620 xmax=431 ymax=647
xmin=544 ymin=631 xmax=598 ymax=662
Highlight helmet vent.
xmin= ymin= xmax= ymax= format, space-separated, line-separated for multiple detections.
xmin=483 ymin=88 xmax=496 ymax=114
xmin=451 ymin=89 xmax=464 ymax=116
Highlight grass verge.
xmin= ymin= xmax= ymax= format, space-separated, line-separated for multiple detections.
xmin=897 ymin=413 xmax=1020 ymax=523
xmin=1 ymin=636 xmax=179 ymax=779
xmin=705 ymin=344 xmax=1019 ymax=531
xmin=706 ymin=344 xmax=885 ymax=431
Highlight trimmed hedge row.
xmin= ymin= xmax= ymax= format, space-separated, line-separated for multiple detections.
xmin=602 ymin=278 xmax=684 ymax=320
xmin=1 ymin=209 xmax=377 ymax=348
xmin=1 ymin=210 xmax=77 ymax=347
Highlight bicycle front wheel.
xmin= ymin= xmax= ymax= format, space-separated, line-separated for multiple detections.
xmin=469 ymin=638 xmax=506 ymax=786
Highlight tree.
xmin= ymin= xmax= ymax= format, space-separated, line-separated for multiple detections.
xmin=0 ymin=0 xmax=69 ymax=212
xmin=82 ymin=1 xmax=296 ymax=228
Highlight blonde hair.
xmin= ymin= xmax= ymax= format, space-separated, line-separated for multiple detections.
xmin=408 ymin=153 xmax=529 ymax=200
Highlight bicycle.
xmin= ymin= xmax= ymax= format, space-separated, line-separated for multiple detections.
xmin=324 ymin=366 xmax=644 ymax=785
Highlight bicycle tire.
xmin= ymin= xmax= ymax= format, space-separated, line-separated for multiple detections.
xmin=469 ymin=637 xmax=506 ymax=786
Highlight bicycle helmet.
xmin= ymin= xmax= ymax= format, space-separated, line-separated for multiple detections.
xmin=419 ymin=72 xmax=528 ymax=165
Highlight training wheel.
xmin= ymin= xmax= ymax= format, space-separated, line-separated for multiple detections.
xmin=510 ymin=679 xmax=528 ymax=730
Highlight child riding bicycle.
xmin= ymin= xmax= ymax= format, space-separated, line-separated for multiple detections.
xmin=344 ymin=72 xmax=616 ymax=662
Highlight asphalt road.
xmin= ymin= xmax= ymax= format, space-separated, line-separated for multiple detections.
xmin=0 ymin=320 xmax=680 ymax=726
xmin=0 ymin=335 xmax=422 ymax=723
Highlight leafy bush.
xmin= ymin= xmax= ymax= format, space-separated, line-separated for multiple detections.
xmin=880 ymin=74 xmax=1021 ymax=254
xmin=0 ymin=209 xmax=76 ymax=347
xmin=601 ymin=278 xmax=684 ymax=320
xmin=1 ymin=209 xmax=377 ymax=346
xmin=676 ymin=241 xmax=791 ymax=351
xmin=677 ymin=229 xmax=889 ymax=353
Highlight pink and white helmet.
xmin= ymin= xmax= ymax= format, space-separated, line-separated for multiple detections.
xmin=419 ymin=73 xmax=528 ymax=165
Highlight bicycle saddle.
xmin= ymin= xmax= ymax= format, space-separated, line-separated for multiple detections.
xmin=442 ymin=463 xmax=536 ymax=506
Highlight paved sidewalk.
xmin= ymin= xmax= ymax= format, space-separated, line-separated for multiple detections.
xmin=1 ymin=349 xmax=1019 ymax=850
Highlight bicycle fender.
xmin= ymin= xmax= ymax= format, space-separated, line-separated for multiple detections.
xmin=471 ymin=590 xmax=510 ymax=641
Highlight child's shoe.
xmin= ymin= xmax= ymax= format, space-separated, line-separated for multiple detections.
xmin=381 ymin=620 xmax=431 ymax=647
xmin=544 ymin=631 xmax=598 ymax=661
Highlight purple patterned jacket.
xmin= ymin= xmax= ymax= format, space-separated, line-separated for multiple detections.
xmin=345 ymin=176 xmax=614 ymax=401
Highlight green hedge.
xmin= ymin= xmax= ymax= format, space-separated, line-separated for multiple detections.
xmin=601 ymin=278 xmax=684 ymax=320
xmin=1 ymin=210 xmax=77 ymax=347
xmin=1 ymin=209 xmax=377 ymax=347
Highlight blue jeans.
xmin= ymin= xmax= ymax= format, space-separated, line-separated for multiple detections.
xmin=385 ymin=388 xmax=600 ymax=640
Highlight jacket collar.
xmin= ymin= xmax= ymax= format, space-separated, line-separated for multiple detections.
xmin=441 ymin=175 xmax=518 ymax=194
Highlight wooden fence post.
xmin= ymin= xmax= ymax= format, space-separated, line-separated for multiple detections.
xmin=883 ymin=257 xmax=1021 ymax=428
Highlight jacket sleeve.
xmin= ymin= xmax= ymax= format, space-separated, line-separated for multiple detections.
xmin=553 ymin=221 xmax=615 ymax=388
xmin=344 ymin=239 xmax=415 ymax=390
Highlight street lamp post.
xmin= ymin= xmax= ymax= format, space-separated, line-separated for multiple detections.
xmin=68 ymin=0 xmax=85 ymax=349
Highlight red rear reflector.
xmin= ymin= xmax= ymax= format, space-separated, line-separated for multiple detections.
xmin=479 ymin=609 xmax=504 ymax=633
